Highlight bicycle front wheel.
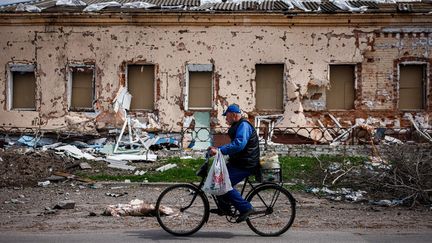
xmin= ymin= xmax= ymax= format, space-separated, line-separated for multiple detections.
xmin=156 ymin=184 xmax=209 ymax=236
xmin=246 ymin=184 xmax=296 ymax=236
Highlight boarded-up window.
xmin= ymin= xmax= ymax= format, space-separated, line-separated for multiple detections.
xmin=255 ymin=64 xmax=284 ymax=110
xmin=10 ymin=66 xmax=36 ymax=110
xmin=399 ymin=64 xmax=426 ymax=110
xmin=69 ymin=66 xmax=95 ymax=111
xmin=127 ymin=65 xmax=155 ymax=110
xmin=327 ymin=65 xmax=355 ymax=110
xmin=188 ymin=71 xmax=212 ymax=109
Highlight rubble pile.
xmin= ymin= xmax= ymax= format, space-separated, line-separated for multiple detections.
xmin=0 ymin=128 xmax=181 ymax=187
xmin=0 ymin=148 xmax=76 ymax=187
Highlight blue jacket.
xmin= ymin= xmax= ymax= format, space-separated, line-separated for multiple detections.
xmin=219 ymin=118 xmax=260 ymax=171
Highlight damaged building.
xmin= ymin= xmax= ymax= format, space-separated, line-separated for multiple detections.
xmin=0 ymin=0 xmax=432 ymax=147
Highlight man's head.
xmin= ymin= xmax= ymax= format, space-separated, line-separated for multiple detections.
xmin=223 ymin=104 xmax=242 ymax=125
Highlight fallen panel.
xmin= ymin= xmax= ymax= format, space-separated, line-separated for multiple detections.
xmin=107 ymin=153 xmax=157 ymax=162
xmin=103 ymin=158 xmax=136 ymax=171
xmin=54 ymin=145 xmax=96 ymax=160
xmin=155 ymin=163 xmax=177 ymax=172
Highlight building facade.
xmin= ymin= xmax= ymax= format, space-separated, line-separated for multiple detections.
xmin=0 ymin=0 xmax=431 ymax=141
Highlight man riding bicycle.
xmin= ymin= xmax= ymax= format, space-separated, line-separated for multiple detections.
xmin=208 ymin=104 xmax=260 ymax=223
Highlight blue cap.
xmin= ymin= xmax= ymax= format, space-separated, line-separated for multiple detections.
xmin=223 ymin=104 xmax=241 ymax=116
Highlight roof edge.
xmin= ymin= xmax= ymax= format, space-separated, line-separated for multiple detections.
xmin=0 ymin=12 xmax=431 ymax=27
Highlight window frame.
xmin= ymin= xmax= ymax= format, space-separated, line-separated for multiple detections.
xmin=397 ymin=62 xmax=428 ymax=111
xmin=67 ymin=63 xmax=96 ymax=112
xmin=184 ymin=64 xmax=214 ymax=111
xmin=326 ymin=63 xmax=358 ymax=111
xmin=254 ymin=63 xmax=285 ymax=112
xmin=125 ymin=64 xmax=156 ymax=112
xmin=7 ymin=63 xmax=37 ymax=111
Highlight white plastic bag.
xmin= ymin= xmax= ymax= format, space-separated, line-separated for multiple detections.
xmin=202 ymin=150 xmax=232 ymax=195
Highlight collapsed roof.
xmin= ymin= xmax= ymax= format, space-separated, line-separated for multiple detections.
xmin=1 ymin=0 xmax=431 ymax=13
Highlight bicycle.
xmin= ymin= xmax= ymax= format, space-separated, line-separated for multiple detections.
xmin=155 ymin=153 xmax=296 ymax=236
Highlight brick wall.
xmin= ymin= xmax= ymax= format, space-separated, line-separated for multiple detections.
xmin=161 ymin=144 xmax=432 ymax=160
xmin=264 ymin=144 xmax=432 ymax=159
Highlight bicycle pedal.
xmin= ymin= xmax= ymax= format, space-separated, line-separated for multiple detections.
xmin=226 ymin=215 xmax=238 ymax=223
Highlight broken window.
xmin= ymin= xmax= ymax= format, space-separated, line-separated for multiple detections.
xmin=186 ymin=64 xmax=213 ymax=110
xmin=127 ymin=64 xmax=155 ymax=110
xmin=399 ymin=64 xmax=426 ymax=110
xmin=255 ymin=64 xmax=284 ymax=111
xmin=68 ymin=65 xmax=95 ymax=111
xmin=327 ymin=65 xmax=355 ymax=110
xmin=8 ymin=64 xmax=36 ymax=110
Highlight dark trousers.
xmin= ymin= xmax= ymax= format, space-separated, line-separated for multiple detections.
xmin=216 ymin=163 xmax=253 ymax=214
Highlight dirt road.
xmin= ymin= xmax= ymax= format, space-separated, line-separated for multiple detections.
xmin=1 ymin=183 xmax=431 ymax=233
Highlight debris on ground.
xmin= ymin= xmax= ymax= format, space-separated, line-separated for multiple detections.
xmin=102 ymin=199 xmax=156 ymax=217
xmin=54 ymin=200 xmax=76 ymax=210
xmin=0 ymin=91 xmax=184 ymax=186
xmin=155 ymin=163 xmax=177 ymax=172
xmin=53 ymin=171 xmax=94 ymax=183
xmin=370 ymin=199 xmax=404 ymax=207
xmin=105 ymin=192 xmax=128 ymax=197
xmin=307 ymin=187 xmax=367 ymax=202
xmin=41 ymin=207 xmax=57 ymax=215
xmin=79 ymin=162 xmax=92 ymax=170
xmin=0 ymin=149 xmax=77 ymax=187
xmin=309 ymin=145 xmax=432 ymax=207
xmin=104 ymin=158 xmax=136 ymax=171
xmin=134 ymin=170 xmax=146 ymax=175
xmin=37 ymin=181 xmax=51 ymax=187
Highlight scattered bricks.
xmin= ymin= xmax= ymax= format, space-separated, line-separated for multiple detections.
xmin=54 ymin=200 xmax=76 ymax=210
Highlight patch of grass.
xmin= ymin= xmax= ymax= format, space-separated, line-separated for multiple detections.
xmin=317 ymin=155 xmax=366 ymax=166
xmin=83 ymin=155 xmax=366 ymax=190
xmin=279 ymin=156 xmax=318 ymax=181
xmin=283 ymin=183 xmax=307 ymax=192
xmin=144 ymin=157 xmax=207 ymax=182
xmin=278 ymin=155 xmax=367 ymax=190
xmin=87 ymin=157 xmax=208 ymax=183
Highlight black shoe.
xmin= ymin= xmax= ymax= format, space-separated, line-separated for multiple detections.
xmin=236 ymin=208 xmax=255 ymax=223
xmin=209 ymin=208 xmax=230 ymax=216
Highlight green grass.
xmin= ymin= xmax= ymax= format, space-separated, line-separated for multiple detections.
xmin=279 ymin=156 xmax=317 ymax=181
xmin=87 ymin=157 xmax=208 ymax=183
xmin=84 ymin=155 xmax=366 ymax=191
xmin=279 ymin=155 xmax=366 ymax=181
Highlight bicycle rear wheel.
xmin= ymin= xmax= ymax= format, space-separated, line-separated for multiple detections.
xmin=246 ymin=184 xmax=296 ymax=236
xmin=156 ymin=184 xmax=209 ymax=236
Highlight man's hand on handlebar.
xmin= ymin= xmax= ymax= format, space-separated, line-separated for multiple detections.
xmin=207 ymin=146 xmax=218 ymax=157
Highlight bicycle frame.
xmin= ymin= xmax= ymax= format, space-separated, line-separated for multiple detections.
xmin=185 ymin=155 xmax=285 ymax=220
xmin=155 ymin=152 xmax=296 ymax=237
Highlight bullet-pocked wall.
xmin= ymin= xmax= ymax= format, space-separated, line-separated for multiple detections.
xmin=0 ymin=14 xmax=431 ymax=133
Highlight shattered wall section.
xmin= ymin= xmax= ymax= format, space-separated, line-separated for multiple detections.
xmin=357 ymin=30 xmax=432 ymax=127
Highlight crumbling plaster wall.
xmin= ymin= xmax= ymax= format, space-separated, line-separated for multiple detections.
xmin=354 ymin=30 xmax=432 ymax=127
xmin=0 ymin=26 xmax=42 ymax=127
xmin=0 ymin=24 xmax=430 ymax=132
